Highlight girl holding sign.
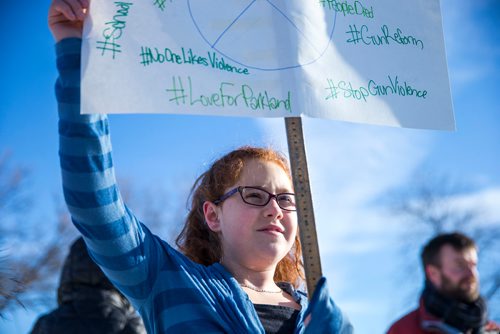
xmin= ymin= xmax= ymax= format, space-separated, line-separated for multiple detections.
xmin=48 ymin=0 xmax=352 ymax=332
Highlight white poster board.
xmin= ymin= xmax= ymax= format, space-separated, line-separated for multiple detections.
xmin=82 ymin=0 xmax=455 ymax=130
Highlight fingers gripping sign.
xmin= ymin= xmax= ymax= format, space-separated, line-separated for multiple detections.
xmin=48 ymin=0 xmax=89 ymax=42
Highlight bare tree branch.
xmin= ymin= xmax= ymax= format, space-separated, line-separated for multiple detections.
xmin=0 ymin=154 xmax=187 ymax=319
xmin=0 ymin=152 xmax=76 ymax=315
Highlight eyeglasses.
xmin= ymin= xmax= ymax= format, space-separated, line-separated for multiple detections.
xmin=213 ymin=186 xmax=297 ymax=211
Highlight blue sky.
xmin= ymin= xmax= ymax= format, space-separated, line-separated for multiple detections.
xmin=1 ymin=0 xmax=499 ymax=333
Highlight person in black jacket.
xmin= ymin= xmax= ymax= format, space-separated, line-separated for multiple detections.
xmin=30 ymin=237 xmax=146 ymax=334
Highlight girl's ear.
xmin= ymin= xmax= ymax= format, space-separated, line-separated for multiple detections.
xmin=203 ymin=201 xmax=221 ymax=232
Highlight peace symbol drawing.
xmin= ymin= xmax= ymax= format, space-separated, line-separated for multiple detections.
xmin=188 ymin=0 xmax=338 ymax=71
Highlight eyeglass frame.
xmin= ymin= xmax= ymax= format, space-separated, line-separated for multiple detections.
xmin=213 ymin=186 xmax=297 ymax=212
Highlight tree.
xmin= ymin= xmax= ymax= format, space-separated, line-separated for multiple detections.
xmin=0 ymin=152 xmax=76 ymax=315
xmin=0 ymin=151 xmax=185 ymax=316
xmin=387 ymin=170 xmax=500 ymax=320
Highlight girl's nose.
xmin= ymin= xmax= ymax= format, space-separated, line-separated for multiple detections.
xmin=264 ymin=197 xmax=284 ymax=219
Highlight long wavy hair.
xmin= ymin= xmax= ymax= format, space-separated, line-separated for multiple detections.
xmin=175 ymin=146 xmax=304 ymax=288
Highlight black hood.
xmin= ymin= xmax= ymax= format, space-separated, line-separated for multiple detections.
xmin=31 ymin=237 xmax=146 ymax=334
xmin=57 ymin=237 xmax=122 ymax=305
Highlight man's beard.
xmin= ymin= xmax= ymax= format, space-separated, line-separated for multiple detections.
xmin=440 ymin=273 xmax=480 ymax=303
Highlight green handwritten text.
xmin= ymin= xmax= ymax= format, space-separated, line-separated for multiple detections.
xmin=139 ymin=46 xmax=250 ymax=75
xmin=166 ymin=76 xmax=292 ymax=112
xmin=346 ymin=24 xmax=424 ymax=49
xmin=207 ymin=52 xmax=249 ymax=75
xmin=140 ymin=46 xmax=209 ymax=66
xmin=325 ymin=76 xmax=428 ymax=102
xmin=96 ymin=2 xmax=133 ymax=59
xmin=319 ymin=0 xmax=374 ymax=19
xmin=153 ymin=0 xmax=172 ymax=11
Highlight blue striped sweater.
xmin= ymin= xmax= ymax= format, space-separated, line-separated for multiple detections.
xmin=56 ymin=38 xmax=351 ymax=334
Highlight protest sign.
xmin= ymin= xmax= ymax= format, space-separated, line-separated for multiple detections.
xmin=82 ymin=0 xmax=454 ymax=130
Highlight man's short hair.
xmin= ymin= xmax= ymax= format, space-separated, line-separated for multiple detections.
xmin=421 ymin=232 xmax=476 ymax=269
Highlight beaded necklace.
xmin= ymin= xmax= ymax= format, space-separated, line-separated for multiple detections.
xmin=239 ymin=283 xmax=282 ymax=294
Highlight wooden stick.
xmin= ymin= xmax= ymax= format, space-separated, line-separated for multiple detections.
xmin=285 ymin=116 xmax=323 ymax=298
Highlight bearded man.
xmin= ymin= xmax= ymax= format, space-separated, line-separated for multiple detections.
xmin=387 ymin=232 xmax=499 ymax=334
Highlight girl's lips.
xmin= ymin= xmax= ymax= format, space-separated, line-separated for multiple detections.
xmin=258 ymin=225 xmax=284 ymax=234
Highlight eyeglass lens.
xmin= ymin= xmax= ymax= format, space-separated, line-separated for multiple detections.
xmin=240 ymin=187 xmax=296 ymax=211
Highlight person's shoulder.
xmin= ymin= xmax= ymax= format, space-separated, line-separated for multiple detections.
xmin=29 ymin=308 xmax=68 ymax=334
xmin=485 ymin=320 xmax=500 ymax=334
xmin=386 ymin=308 xmax=420 ymax=334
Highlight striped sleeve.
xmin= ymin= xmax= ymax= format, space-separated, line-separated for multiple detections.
xmin=55 ymin=38 xmax=162 ymax=308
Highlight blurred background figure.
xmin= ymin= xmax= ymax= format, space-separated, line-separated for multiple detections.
xmin=387 ymin=232 xmax=499 ymax=334
xmin=29 ymin=237 xmax=146 ymax=334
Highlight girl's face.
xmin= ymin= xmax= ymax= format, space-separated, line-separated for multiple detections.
xmin=205 ymin=159 xmax=298 ymax=272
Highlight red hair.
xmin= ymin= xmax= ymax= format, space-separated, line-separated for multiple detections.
xmin=175 ymin=146 xmax=304 ymax=288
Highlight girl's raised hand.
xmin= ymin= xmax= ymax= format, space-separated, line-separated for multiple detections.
xmin=48 ymin=0 xmax=89 ymax=42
